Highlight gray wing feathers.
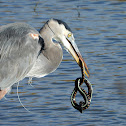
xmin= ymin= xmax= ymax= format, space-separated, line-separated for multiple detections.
xmin=0 ymin=23 xmax=41 ymax=89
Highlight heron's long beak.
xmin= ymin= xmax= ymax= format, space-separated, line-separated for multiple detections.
xmin=66 ymin=38 xmax=90 ymax=77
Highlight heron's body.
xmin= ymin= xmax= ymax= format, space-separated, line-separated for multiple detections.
xmin=0 ymin=19 xmax=89 ymax=100
xmin=0 ymin=23 xmax=42 ymax=90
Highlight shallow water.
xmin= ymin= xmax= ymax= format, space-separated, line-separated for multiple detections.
xmin=0 ymin=0 xmax=126 ymax=125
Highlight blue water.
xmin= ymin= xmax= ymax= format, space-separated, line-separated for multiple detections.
xmin=0 ymin=0 xmax=126 ymax=125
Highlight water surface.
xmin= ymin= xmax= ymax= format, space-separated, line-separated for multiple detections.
xmin=0 ymin=0 xmax=126 ymax=125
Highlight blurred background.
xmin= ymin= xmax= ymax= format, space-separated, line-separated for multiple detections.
xmin=0 ymin=0 xmax=126 ymax=125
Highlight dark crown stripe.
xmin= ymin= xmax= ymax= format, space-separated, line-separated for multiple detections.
xmin=53 ymin=19 xmax=72 ymax=32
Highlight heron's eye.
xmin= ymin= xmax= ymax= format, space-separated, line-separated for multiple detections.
xmin=67 ymin=33 xmax=72 ymax=38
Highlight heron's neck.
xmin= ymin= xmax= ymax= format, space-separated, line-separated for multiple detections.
xmin=27 ymin=24 xmax=63 ymax=78
xmin=39 ymin=24 xmax=63 ymax=66
xmin=39 ymin=24 xmax=54 ymax=45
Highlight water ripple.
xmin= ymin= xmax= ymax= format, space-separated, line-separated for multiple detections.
xmin=0 ymin=0 xmax=126 ymax=126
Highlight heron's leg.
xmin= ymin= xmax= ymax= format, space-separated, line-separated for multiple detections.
xmin=0 ymin=88 xmax=8 ymax=100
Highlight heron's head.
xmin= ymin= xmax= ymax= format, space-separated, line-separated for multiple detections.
xmin=45 ymin=19 xmax=90 ymax=77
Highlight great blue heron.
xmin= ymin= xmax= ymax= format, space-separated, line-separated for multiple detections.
xmin=0 ymin=19 xmax=89 ymax=100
